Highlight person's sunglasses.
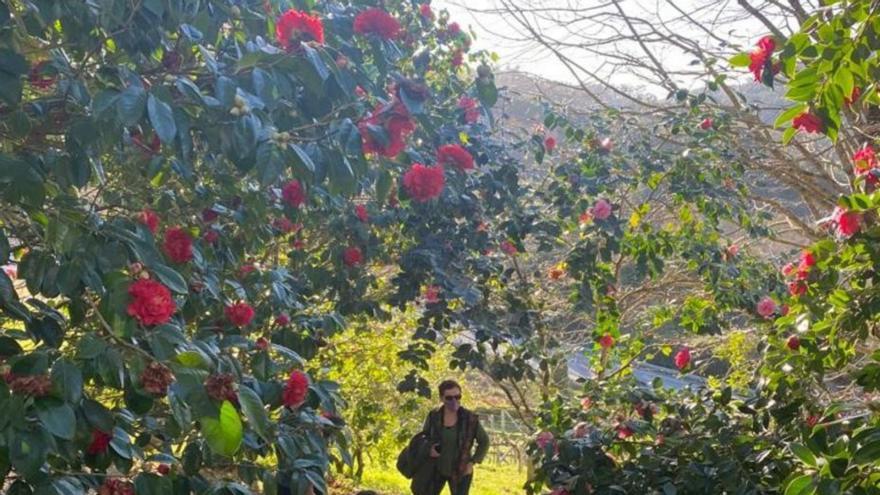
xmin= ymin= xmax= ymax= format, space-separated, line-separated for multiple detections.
xmin=443 ymin=395 xmax=462 ymax=402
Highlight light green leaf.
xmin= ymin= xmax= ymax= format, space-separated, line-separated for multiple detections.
xmin=200 ymin=400 xmax=242 ymax=457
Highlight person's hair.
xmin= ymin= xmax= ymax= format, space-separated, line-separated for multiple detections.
xmin=438 ymin=379 xmax=461 ymax=398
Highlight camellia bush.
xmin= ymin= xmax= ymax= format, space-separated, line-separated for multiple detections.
xmin=524 ymin=1 xmax=880 ymax=494
xmin=0 ymin=0 xmax=526 ymax=493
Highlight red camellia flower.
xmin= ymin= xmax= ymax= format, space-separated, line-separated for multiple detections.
xmin=749 ymin=36 xmax=775 ymax=82
xmin=256 ymin=337 xmax=270 ymax=350
xmin=615 ymin=423 xmax=634 ymax=439
xmin=853 ymin=144 xmax=878 ymax=184
xmin=792 ymin=112 xmax=823 ymax=134
xmin=141 ymin=362 xmax=174 ymax=396
xmin=845 ymin=86 xmax=862 ymax=107
xmin=674 ymin=347 xmax=691 ymax=370
xmin=544 ymin=136 xmax=557 ymax=153
xmin=127 ymin=279 xmax=176 ymax=326
xmin=281 ymin=179 xmax=306 ymax=208
xmin=403 ymin=163 xmax=445 ymax=202
xmin=359 ymin=101 xmax=416 ymax=158
xmin=500 ymin=240 xmax=518 ymax=256
xmin=157 ymin=464 xmax=171 ymax=476
xmin=799 ymin=250 xmax=816 ymax=270
xmin=355 ymin=204 xmax=369 ymax=222
xmin=201 ymin=208 xmax=219 ymax=222
xmin=535 ymin=431 xmax=554 ymax=449
xmin=591 ymin=199 xmax=612 ymax=220
xmin=4 ymin=373 xmax=52 ymax=397
xmin=225 ymin=302 xmax=255 ymax=327
xmin=789 ymin=280 xmax=807 ymax=297
xmin=756 ymin=296 xmax=777 ymax=318
xmin=448 ymin=22 xmax=462 ymax=35
xmin=598 ymin=333 xmax=614 ymax=349
xmin=806 ymin=415 xmax=819 ymax=428
xmin=343 ymin=246 xmax=364 ymax=267
xmin=276 ymin=9 xmax=325 ymax=50
xmin=203 ymin=229 xmax=220 ymax=243
xmin=700 ymin=118 xmax=714 ymax=130
xmin=787 ymin=335 xmax=801 ymax=351
xmin=419 ymin=3 xmax=433 ymax=19
xmin=283 ymin=370 xmax=310 ymax=408
xmin=137 ymin=209 xmax=160 ymax=234
xmin=353 ymin=8 xmax=401 ymax=40
xmin=86 ymin=429 xmax=113 ymax=455
xmin=451 ymin=50 xmax=464 ymax=67
xmin=275 ymin=313 xmax=290 ymax=326
xmin=163 ymin=227 xmax=193 ymax=263
xmin=781 ymin=262 xmax=795 ymax=277
xmin=458 ymin=96 xmax=480 ymax=124
xmin=204 ymin=373 xmax=238 ymax=403
xmin=436 ymin=144 xmax=475 ymax=172
xmin=831 ymin=206 xmax=861 ymax=237
xmin=28 ymin=61 xmax=56 ymax=90
xmin=99 ymin=479 xmax=135 ymax=495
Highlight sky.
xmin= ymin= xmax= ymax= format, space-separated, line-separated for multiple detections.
xmin=434 ymin=0 xmax=768 ymax=94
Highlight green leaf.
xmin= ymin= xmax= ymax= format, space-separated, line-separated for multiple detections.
xmin=51 ymin=358 xmax=83 ymax=404
xmin=10 ymin=430 xmax=47 ymax=479
xmin=782 ymin=126 xmax=798 ymax=145
xmin=117 ymin=84 xmax=147 ymax=127
xmin=200 ymin=400 xmax=243 ymax=457
xmin=175 ymin=351 xmax=208 ymax=368
xmin=853 ymin=439 xmax=880 ymax=465
xmin=791 ymin=443 xmax=817 ymax=466
xmin=35 ymin=399 xmax=76 ymax=440
xmin=785 ymin=474 xmax=815 ymax=495
xmin=834 ymin=67 xmax=854 ymax=98
xmin=147 ymin=94 xmax=177 ymax=144
xmin=729 ymin=53 xmax=751 ymax=67
xmin=150 ymin=263 xmax=188 ymax=294
xmin=239 ymin=386 xmax=272 ymax=443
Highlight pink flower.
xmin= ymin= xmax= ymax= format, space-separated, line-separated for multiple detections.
xmin=535 ymin=431 xmax=554 ymax=449
xmin=423 ymin=285 xmax=441 ymax=304
xmin=786 ymin=335 xmax=800 ymax=351
xmin=674 ymin=347 xmax=691 ymax=370
xmin=275 ymin=314 xmax=290 ymax=326
xmin=458 ymin=96 xmax=480 ymax=124
xmin=853 ymin=144 xmax=878 ymax=185
xmin=782 ymin=262 xmax=796 ymax=277
xmin=756 ymin=296 xmax=777 ymax=318
xmin=599 ymin=137 xmax=614 ymax=152
xmin=448 ymin=22 xmax=461 ymax=35
xmin=726 ymin=244 xmax=739 ymax=257
xmin=615 ymin=423 xmax=634 ymax=439
xmin=598 ymin=334 xmax=614 ymax=349
xmin=544 ymin=136 xmax=556 ymax=152
xmin=580 ymin=397 xmax=592 ymax=410
xmin=789 ymin=281 xmax=807 ymax=297
xmin=700 ymin=118 xmax=713 ymax=130
xmin=500 ymin=240 xmax=518 ymax=256
xmin=591 ymin=199 xmax=612 ymax=220
xmin=419 ymin=3 xmax=433 ymax=19
xmin=831 ymin=206 xmax=861 ymax=237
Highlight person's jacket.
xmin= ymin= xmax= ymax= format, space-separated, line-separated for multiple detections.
xmin=421 ymin=406 xmax=490 ymax=483
xmin=396 ymin=431 xmax=435 ymax=495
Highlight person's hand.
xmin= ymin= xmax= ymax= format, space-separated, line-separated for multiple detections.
xmin=429 ymin=445 xmax=440 ymax=458
xmin=464 ymin=463 xmax=474 ymax=475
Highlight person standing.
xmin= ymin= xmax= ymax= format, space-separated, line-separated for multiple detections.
xmin=421 ymin=380 xmax=490 ymax=495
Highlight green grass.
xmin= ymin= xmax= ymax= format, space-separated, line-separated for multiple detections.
xmin=353 ymin=461 xmax=526 ymax=495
